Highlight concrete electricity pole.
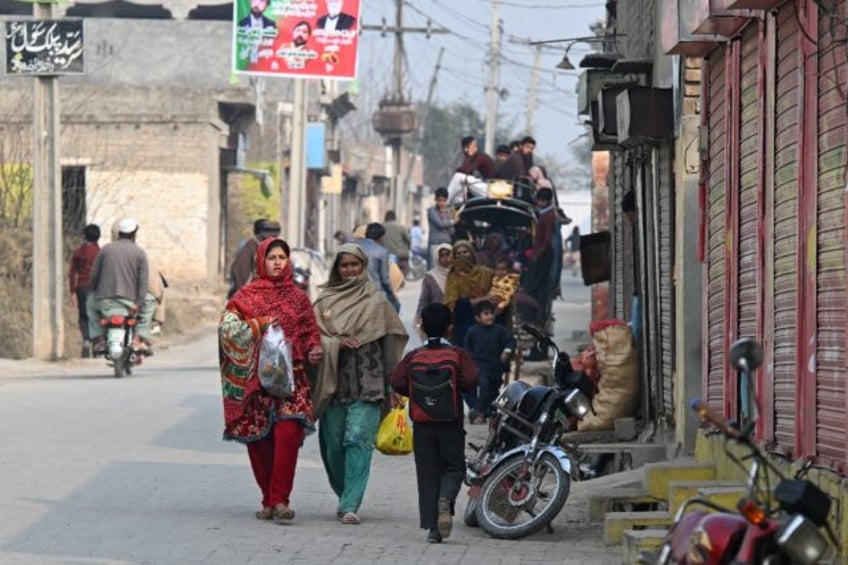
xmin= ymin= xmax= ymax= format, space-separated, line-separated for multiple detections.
xmin=286 ymin=80 xmax=307 ymax=248
xmin=484 ymin=0 xmax=502 ymax=156
xmin=403 ymin=47 xmax=445 ymax=218
xmin=363 ymin=3 xmax=447 ymax=223
xmin=32 ymin=1 xmax=64 ymax=360
xmin=525 ymin=45 xmax=542 ymax=135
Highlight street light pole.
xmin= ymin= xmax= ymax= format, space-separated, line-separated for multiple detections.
xmin=31 ymin=1 xmax=64 ymax=360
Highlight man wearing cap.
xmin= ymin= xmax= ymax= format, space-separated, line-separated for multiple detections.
xmin=86 ymin=218 xmax=150 ymax=352
xmin=228 ymin=218 xmax=281 ymax=297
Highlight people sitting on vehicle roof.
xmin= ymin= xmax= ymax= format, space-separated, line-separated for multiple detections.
xmin=446 ymin=135 xmax=495 ymax=203
xmin=494 ymin=136 xmax=535 ymax=181
xmin=494 ymin=144 xmax=511 ymax=173
xmin=528 ymin=166 xmax=553 ymax=190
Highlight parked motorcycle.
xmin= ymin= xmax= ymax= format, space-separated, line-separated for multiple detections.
xmin=463 ymin=324 xmax=595 ymax=539
xmin=642 ymin=337 xmax=839 ymax=565
xmin=98 ymin=312 xmax=148 ymax=379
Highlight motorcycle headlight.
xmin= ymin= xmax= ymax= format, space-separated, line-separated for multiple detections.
xmin=775 ymin=515 xmax=829 ymax=565
xmin=564 ymin=388 xmax=592 ymax=419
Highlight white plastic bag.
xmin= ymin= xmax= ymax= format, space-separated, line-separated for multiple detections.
xmin=258 ymin=325 xmax=295 ymax=398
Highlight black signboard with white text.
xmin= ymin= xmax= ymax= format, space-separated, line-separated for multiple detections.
xmin=5 ymin=19 xmax=84 ymax=75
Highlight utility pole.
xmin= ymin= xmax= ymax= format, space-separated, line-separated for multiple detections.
xmin=525 ymin=45 xmax=542 ymax=135
xmin=363 ymin=4 xmax=447 ymax=224
xmin=484 ymin=0 xmax=502 ymax=156
xmin=286 ymin=79 xmax=307 ymax=248
xmin=403 ymin=47 xmax=444 ymax=220
xmin=32 ymin=1 xmax=64 ymax=360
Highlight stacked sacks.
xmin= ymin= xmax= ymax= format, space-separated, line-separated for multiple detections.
xmin=577 ymin=319 xmax=639 ymax=431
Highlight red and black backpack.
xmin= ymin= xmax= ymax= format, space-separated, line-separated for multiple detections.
xmin=406 ymin=344 xmax=462 ymax=423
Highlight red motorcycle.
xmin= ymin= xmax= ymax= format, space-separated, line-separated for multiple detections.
xmin=641 ymin=338 xmax=839 ymax=565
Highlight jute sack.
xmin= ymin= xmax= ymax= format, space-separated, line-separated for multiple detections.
xmin=578 ymin=323 xmax=639 ymax=431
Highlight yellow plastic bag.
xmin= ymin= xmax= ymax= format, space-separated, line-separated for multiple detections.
xmin=376 ymin=404 xmax=413 ymax=456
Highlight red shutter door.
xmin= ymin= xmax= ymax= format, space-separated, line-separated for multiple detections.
xmin=737 ymin=25 xmax=760 ymax=344
xmin=773 ymin=4 xmax=801 ymax=452
xmin=706 ymin=46 xmax=727 ymax=413
xmin=658 ymin=146 xmax=675 ymax=419
xmin=815 ymin=3 xmax=847 ymax=467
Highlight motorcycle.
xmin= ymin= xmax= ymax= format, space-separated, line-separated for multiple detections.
xmin=463 ymin=324 xmax=596 ymax=539
xmin=98 ymin=312 xmax=149 ymax=379
xmin=642 ymin=337 xmax=839 ymax=565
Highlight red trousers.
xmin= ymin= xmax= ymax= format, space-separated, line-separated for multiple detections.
xmin=246 ymin=419 xmax=304 ymax=507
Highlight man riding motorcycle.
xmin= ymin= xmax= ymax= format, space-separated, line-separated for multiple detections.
xmin=86 ymin=218 xmax=151 ymax=353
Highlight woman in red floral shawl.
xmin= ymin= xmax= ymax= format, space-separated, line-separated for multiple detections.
xmin=219 ymin=237 xmax=323 ymax=522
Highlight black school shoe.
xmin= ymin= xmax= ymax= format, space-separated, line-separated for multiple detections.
xmin=427 ymin=529 xmax=442 ymax=543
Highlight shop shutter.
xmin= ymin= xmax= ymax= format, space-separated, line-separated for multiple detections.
xmin=737 ymin=25 xmax=760 ymax=343
xmin=815 ymin=4 xmax=847 ymax=466
xmin=772 ymin=4 xmax=800 ymax=451
xmin=706 ymin=46 xmax=727 ymax=413
xmin=657 ymin=145 xmax=675 ymax=419
xmin=620 ymin=157 xmax=636 ymax=323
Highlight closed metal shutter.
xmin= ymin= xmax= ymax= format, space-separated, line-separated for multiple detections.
xmin=815 ymin=3 xmax=847 ymax=466
xmin=657 ymin=145 xmax=675 ymax=419
xmin=773 ymin=4 xmax=800 ymax=451
xmin=737 ymin=25 xmax=760 ymax=344
xmin=621 ymin=156 xmax=636 ymax=323
xmin=706 ymin=46 xmax=727 ymax=413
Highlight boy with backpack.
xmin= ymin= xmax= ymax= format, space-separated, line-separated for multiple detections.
xmin=390 ymin=303 xmax=478 ymax=544
xmin=463 ymin=300 xmax=516 ymax=424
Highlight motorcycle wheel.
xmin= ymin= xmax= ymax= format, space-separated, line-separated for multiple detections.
xmin=113 ymin=361 xmax=125 ymax=379
xmin=463 ymin=496 xmax=480 ymax=528
xmin=475 ymin=453 xmax=571 ymax=540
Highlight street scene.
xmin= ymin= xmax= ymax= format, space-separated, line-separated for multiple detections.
xmin=2 ymin=0 xmax=848 ymax=564
xmin=0 ymin=278 xmax=627 ymax=565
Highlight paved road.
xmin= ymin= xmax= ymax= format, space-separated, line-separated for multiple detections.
xmin=0 ymin=275 xmax=621 ymax=564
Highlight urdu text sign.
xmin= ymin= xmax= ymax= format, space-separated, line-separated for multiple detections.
xmin=5 ymin=19 xmax=84 ymax=75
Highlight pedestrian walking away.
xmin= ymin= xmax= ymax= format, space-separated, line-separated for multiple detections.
xmin=390 ymin=303 xmax=478 ymax=543
xmin=68 ymin=223 xmax=101 ymax=357
xmin=312 ymin=243 xmax=408 ymax=525
xmin=218 ymin=237 xmax=323 ymax=522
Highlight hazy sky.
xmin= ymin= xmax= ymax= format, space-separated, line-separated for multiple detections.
xmin=355 ymin=0 xmax=606 ymax=164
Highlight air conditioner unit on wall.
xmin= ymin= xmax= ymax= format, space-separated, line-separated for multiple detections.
xmin=616 ymin=88 xmax=674 ymax=146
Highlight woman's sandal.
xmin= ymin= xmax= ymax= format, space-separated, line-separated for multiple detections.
xmin=255 ymin=507 xmax=275 ymax=520
xmin=340 ymin=512 xmax=360 ymax=525
xmin=272 ymin=504 xmax=296 ymax=521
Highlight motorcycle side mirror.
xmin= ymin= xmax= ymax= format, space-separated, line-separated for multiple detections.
xmin=729 ymin=338 xmax=763 ymax=372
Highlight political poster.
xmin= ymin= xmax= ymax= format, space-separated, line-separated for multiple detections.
xmin=233 ymin=0 xmax=361 ymax=80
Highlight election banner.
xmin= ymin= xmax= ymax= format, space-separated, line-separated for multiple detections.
xmin=233 ymin=0 xmax=361 ymax=80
